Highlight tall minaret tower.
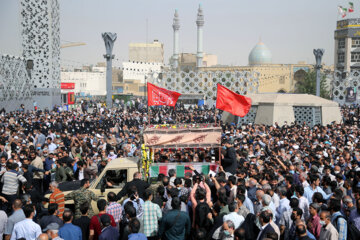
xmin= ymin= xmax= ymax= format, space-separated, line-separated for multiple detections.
xmin=196 ymin=4 xmax=204 ymax=68
xmin=172 ymin=9 xmax=180 ymax=69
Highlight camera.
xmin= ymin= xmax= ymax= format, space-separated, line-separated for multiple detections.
xmin=130 ymin=193 xmax=138 ymax=201
xmin=130 ymin=194 xmax=136 ymax=201
xmin=195 ymin=175 xmax=204 ymax=183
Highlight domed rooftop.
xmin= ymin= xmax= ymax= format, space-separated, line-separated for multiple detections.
xmin=248 ymin=41 xmax=272 ymax=66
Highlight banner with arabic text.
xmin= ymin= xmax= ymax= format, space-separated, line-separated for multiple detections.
xmin=144 ymin=126 xmax=221 ymax=148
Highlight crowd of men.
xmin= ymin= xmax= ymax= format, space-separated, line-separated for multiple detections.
xmin=0 ymin=101 xmax=359 ymax=240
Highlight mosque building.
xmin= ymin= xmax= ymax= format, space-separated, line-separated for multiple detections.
xmin=117 ymin=6 xmax=332 ymax=97
xmin=199 ymin=41 xmax=316 ymax=93
xmin=169 ymin=6 xmax=325 ymax=94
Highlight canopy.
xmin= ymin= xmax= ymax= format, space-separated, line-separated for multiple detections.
xmin=143 ymin=124 xmax=222 ymax=149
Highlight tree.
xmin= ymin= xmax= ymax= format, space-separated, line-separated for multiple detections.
xmin=294 ymin=70 xmax=330 ymax=99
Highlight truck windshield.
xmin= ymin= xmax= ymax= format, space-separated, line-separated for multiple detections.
xmin=96 ymin=169 xmax=127 ymax=189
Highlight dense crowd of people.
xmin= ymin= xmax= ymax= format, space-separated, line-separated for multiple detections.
xmin=0 ymin=100 xmax=359 ymax=240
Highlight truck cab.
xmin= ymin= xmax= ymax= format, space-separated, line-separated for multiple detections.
xmin=47 ymin=157 xmax=140 ymax=214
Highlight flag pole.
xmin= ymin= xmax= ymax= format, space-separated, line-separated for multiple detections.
xmin=214 ymin=83 xmax=221 ymax=167
xmin=214 ymin=109 xmax=217 ymax=125
xmin=146 ymin=81 xmax=151 ymax=126
xmin=215 ymin=83 xmax=219 ymax=125
xmin=174 ymin=106 xmax=178 ymax=125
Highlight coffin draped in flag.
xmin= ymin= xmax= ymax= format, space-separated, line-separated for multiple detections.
xmin=147 ymin=82 xmax=181 ymax=107
xmin=150 ymin=163 xmax=219 ymax=178
xmin=143 ymin=124 xmax=222 ymax=149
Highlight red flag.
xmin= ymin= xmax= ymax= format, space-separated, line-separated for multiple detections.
xmin=216 ymin=83 xmax=252 ymax=117
xmin=147 ymin=82 xmax=181 ymax=107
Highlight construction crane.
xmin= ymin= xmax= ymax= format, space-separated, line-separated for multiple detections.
xmin=60 ymin=42 xmax=86 ymax=49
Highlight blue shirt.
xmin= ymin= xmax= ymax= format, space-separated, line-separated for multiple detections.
xmin=303 ymin=186 xmax=332 ymax=203
xmin=44 ymin=157 xmax=54 ymax=171
xmin=276 ymin=198 xmax=290 ymax=225
xmin=128 ymin=233 xmax=147 ymax=240
xmin=306 ymin=230 xmax=316 ymax=240
xmin=5 ymin=209 xmax=25 ymax=235
xmin=243 ymin=196 xmax=254 ymax=214
xmin=295 ymin=230 xmax=316 ymax=240
xmin=59 ymin=223 xmax=82 ymax=240
xmin=99 ymin=226 xmax=119 ymax=240
xmin=331 ymin=211 xmax=347 ymax=240
xmin=10 ymin=219 xmax=41 ymax=240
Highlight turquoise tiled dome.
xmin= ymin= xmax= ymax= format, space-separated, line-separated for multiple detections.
xmin=248 ymin=42 xmax=272 ymax=65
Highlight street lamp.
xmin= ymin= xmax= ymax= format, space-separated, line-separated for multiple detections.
xmin=102 ymin=32 xmax=117 ymax=108
xmin=313 ymin=49 xmax=324 ymax=97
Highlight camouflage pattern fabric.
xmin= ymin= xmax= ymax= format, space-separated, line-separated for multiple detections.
xmin=64 ymin=166 xmax=74 ymax=180
xmin=65 ymin=187 xmax=99 ymax=219
xmin=148 ymin=182 xmax=163 ymax=195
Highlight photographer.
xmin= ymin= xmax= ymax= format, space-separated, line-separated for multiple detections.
xmin=190 ymin=175 xmax=212 ymax=224
xmin=121 ymin=186 xmax=144 ymax=219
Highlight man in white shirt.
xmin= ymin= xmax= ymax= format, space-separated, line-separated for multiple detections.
xmin=47 ymin=137 xmax=57 ymax=153
xmin=0 ymin=209 xmax=7 ymax=240
xmin=11 ymin=204 xmax=41 ymax=240
xmin=227 ymin=176 xmax=237 ymax=204
xmin=295 ymin=185 xmax=310 ymax=221
xmin=304 ymin=175 xmax=332 ymax=203
xmin=263 ymin=184 xmax=280 ymax=209
xmin=223 ymin=202 xmax=245 ymax=229
xmin=324 ymin=167 xmax=336 ymax=181
xmin=271 ymin=191 xmax=280 ymax=210
xmin=267 ymin=209 xmax=281 ymax=239
xmin=319 ymin=211 xmax=339 ymax=240
xmin=299 ymin=172 xmax=310 ymax=188
xmin=107 ymin=149 xmax=117 ymax=161
xmin=262 ymin=194 xmax=277 ymax=223
xmin=276 ymin=186 xmax=290 ymax=225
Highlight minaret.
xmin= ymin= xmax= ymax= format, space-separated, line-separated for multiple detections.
xmin=196 ymin=4 xmax=204 ymax=68
xmin=172 ymin=9 xmax=180 ymax=69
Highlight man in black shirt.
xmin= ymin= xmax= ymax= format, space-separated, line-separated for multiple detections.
xmin=222 ymin=141 xmax=237 ymax=175
xmin=73 ymin=203 xmax=91 ymax=240
xmin=116 ymin=172 xmax=149 ymax=200
xmin=40 ymin=203 xmax=63 ymax=230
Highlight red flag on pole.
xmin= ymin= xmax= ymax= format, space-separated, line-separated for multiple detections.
xmin=216 ymin=83 xmax=252 ymax=117
xmin=147 ymin=82 xmax=181 ymax=107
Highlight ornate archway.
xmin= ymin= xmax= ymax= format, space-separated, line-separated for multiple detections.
xmin=294 ymin=69 xmax=307 ymax=90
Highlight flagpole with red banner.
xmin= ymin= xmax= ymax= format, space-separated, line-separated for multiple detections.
xmin=215 ymin=90 xmax=220 ymax=166
xmin=145 ymin=76 xmax=151 ymax=126
xmin=215 ymin=83 xmax=252 ymax=118
xmin=147 ymin=82 xmax=182 ymax=125
xmin=215 ymin=83 xmax=252 ymax=167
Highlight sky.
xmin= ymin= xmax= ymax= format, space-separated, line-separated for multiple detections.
xmin=0 ymin=0 xmax=353 ymax=68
